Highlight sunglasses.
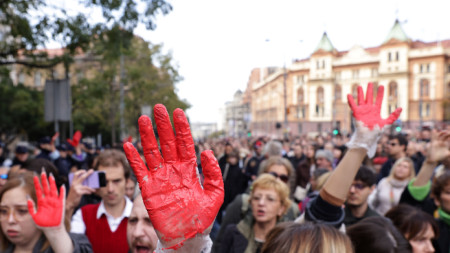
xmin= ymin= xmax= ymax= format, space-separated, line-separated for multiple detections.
xmin=0 ymin=174 xmax=7 ymax=180
xmin=267 ymin=172 xmax=289 ymax=183
xmin=389 ymin=142 xmax=399 ymax=147
xmin=350 ymin=183 xmax=367 ymax=190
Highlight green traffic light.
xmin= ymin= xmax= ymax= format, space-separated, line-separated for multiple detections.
xmin=333 ymin=129 xmax=339 ymax=135
xmin=395 ymin=126 xmax=402 ymax=132
xmin=247 ymin=132 xmax=252 ymax=137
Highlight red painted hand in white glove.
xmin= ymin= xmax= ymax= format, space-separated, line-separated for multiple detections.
xmin=346 ymin=83 xmax=402 ymax=157
xmin=123 ymin=104 xmax=224 ymax=250
xmin=27 ymin=172 xmax=65 ymax=229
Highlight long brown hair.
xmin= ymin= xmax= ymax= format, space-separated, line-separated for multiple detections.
xmin=262 ymin=222 xmax=354 ymax=253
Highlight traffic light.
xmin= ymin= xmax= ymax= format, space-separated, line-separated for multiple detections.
xmin=395 ymin=126 xmax=402 ymax=132
xmin=332 ymin=128 xmax=339 ymax=135
xmin=394 ymin=119 xmax=402 ymax=133
xmin=247 ymin=131 xmax=252 ymax=137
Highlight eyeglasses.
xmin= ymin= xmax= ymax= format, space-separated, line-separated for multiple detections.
xmin=0 ymin=206 xmax=30 ymax=222
xmin=0 ymin=174 xmax=7 ymax=180
xmin=267 ymin=172 xmax=289 ymax=183
xmin=389 ymin=142 xmax=399 ymax=147
xmin=350 ymin=183 xmax=367 ymax=190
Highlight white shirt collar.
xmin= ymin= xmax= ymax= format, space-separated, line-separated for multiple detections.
xmin=96 ymin=197 xmax=133 ymax=220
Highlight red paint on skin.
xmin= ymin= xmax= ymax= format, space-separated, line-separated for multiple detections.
xmin=347 ymin=83 xmax=402 ymax=130
xmin=123 ymin=105 xmax=224 ymax=249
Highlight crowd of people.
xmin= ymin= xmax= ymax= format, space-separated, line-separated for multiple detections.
xmin=0 ymin=83 xmax=449 ymax=252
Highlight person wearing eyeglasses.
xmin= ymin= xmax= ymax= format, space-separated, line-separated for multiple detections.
xmin=219 ymin=174 xmax=292 ymax=253
xmin=377 ymin=134 xmax=408 ymax=183
xmin=343 ymin=166 xmax=379 ymax=226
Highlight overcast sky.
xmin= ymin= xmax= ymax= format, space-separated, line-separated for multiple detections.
xmin=58 ymin=0 xmax=450 ymax=124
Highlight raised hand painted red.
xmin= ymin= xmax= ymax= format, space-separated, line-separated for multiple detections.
xmin=67 ymin=130 xmax=82 ymax=147
xmin=27 ymin=172 xmax=65 ymax=227
xmin=347 ymin=82 xmax=402 ymax=129
xmin=123 ymin=104 xmax=224 ymax=249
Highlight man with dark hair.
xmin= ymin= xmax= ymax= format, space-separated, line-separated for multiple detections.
xmin=71 ymin=149 xmax=132 ymax=252
xmin=377 ymin=134 xmax=408 ymax=182
xmin=344 ymin=166 xmax=378 ymax=226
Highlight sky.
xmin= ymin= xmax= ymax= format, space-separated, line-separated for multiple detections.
xmin=57 ymin=0 xmax=450 ymax=125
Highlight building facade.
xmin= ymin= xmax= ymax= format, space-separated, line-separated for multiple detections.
xmin=249 ymin=20 xmax=450 ymax=138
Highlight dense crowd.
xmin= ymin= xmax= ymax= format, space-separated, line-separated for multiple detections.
xmin=0 ymin=83 xmax=449 ymax=253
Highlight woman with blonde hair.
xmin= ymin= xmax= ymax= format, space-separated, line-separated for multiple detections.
xmin=219 ymin=174 xmax=291 ymax=253
xmin=369 ymin=157 xmax=415 ymax=215
xmin=261 ymin=222 xmax=353 ymax=253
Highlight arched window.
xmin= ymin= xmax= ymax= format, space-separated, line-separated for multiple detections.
xmin=335 ymin=84 xmax=342 ymax=101
xmin=316 ymin=86 xmax=324 ymax=116
xmin=389 ymin=81 xmax=398 ymax=101
xmin=420 ymin=79 xmax=430 ymax=97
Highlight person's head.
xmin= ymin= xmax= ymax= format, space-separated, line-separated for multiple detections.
xmin=260 ymin=157 xmax=294 ymax=185
xmin=38 ymin=136 xmax=52 ymax=151
xmin=14 ymin=146 xmax=28 ymax=162
xmin=94 ymin=149 xmax=131 ymax=209
xmin=226 ymin=148 xmax=240 ymax=166
xmin=127 ymin=195 xmax=158 ymax=253
xmin=56 ymin=143 xmax=69 ymax=158
xmin=305 ymin=143 xmax=316 ymax=159
xmin=253 ymin=140 xmax=264 ymax=155
xmin=389 ymin=157 xmax=415 ymax=181
xmin=387 ymin=135 xmax=408 ymax=158
xmin=262 ymin=222 xmax=354 ymax=253
xmin=250 ymin=174 xmax=291 ymax=224
xmin=315 ymin=149 xmax=334 ymax=171
xmin=347 ymin=166 xmax=376 ymax=207
xmin=346 ymin=216 xmax=411 ymax=253
xmin=125 ymin=178 xmax=137 ymax=201
xmin=323 ymin=142 xmax=334 ymax=152
xmin=431 ymin=170 xmax=450 ymax=213
xmin=0 ymin=172 xmax=55 ymax=251
xmin=262 ymin=141 xmax=283 ymax=158
xmin=385 ymin=204 xmax=438 ymax=253
xmin=292 ymin=142 xmax=303 ymax=157
xmin=224 ymin=142 xmax=233 ymax=155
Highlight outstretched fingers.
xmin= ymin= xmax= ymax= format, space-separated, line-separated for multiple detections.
xmin=383 ymin=107 xmax=402 ymax=126
xmin=123 ymin=142 xmax=152 ymax=192
xmin=138 ymin=115 xmax=163 ymax=170
xmin=200 ymin=150 xmax=224 ymax=208
xmin=357 ymin=86 xmax=364 ymax=105
xmin=173 ymin=108 xmax=196 ymax=163
xmin=365 ymin=82 xmax=374 ymax=105
xmin=153 ymin=104 xmax=178 ymax=163
xmin=375 ymin=85 xmax=385 ymax=109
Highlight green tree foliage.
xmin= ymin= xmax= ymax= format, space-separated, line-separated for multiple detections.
xmin=72 ymin=37 xmax=189 ymax=145
xmin=0 ymin=0 xmax=172 ymax=67
xmin=0 ymin=67 xmax=52 ymax=141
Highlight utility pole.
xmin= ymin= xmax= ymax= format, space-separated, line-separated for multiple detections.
xmin=283 ymin=63 xmax=288 ymax=140
xmin=119 ymin=54 xmax=126 ymax=142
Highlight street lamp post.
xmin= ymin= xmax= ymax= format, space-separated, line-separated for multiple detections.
xmin=283 ymin=63 xmax=288 ymax=140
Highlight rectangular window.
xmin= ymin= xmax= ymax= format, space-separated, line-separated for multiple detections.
xmin=388 ymin=52 xmax=392 ymax=62
xmin=420 ymin=64 xmax=424 ymax=73
xmin=335 ymin=71 xmax=341 ymax=80
xmin=352 ymin=70 xmax=359 ymax=79
xmin=371 ymin=68 xmax=378 ymax=77
xmin=426 ymin=64 xmax=430 ymax=73
xmin=395 ymin=52 xmax=399 ymax=61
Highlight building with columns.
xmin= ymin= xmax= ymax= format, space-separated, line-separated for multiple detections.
xmin=248 ymin=20 xmax=450 ymax=138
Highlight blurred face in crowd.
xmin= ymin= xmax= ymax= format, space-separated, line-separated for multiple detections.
xmin=15 ymin=153 xmax=28 ymax=162
xmin=387 ymin=138 xmax=404 ymax=157
xmin=393 ymin=161 xmax=412 ymax=181
xmin=125 ymin=178 xmax=136 ymax=201
xmin=409 ymin=224 xmax=435 ymax=253
xmin=97 ymin=165 xmax=126 ymax=208
xmin=251 ymin=187 xmax=285 ymax=224
xmin=316 ymin=157 xmax=332 ymax=171
xmin=293 ymin=144 xmax=303 ymax=157
xmin=0 ymin=187 xmax=41 ymax=249
xmin=127 ymin=195 xmax=158 ymax=253
xmin=347 ymin=180 xmax=374 ymax=207
xmin=305 ymin=145 xmax=315 ymax=159
xmin=267 ymin=165 xmax=289 ymax=185
xmin=435 ymin=183 xmax=450 ymax=213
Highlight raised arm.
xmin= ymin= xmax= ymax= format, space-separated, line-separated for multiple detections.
xmin=413 ymin=130 xmax=450 ymax=186
xmin=123 ymin=104 xmax=224 ymax=252
xmin=320 ymin=83 xmax=402 ymax=206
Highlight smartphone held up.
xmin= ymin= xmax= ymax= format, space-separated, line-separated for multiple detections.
xmin=68 ymin=171 xmax=107 ymax=189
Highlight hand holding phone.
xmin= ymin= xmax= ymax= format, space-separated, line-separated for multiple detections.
xmin=69 ymin=171 xmax=106 ymax=189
